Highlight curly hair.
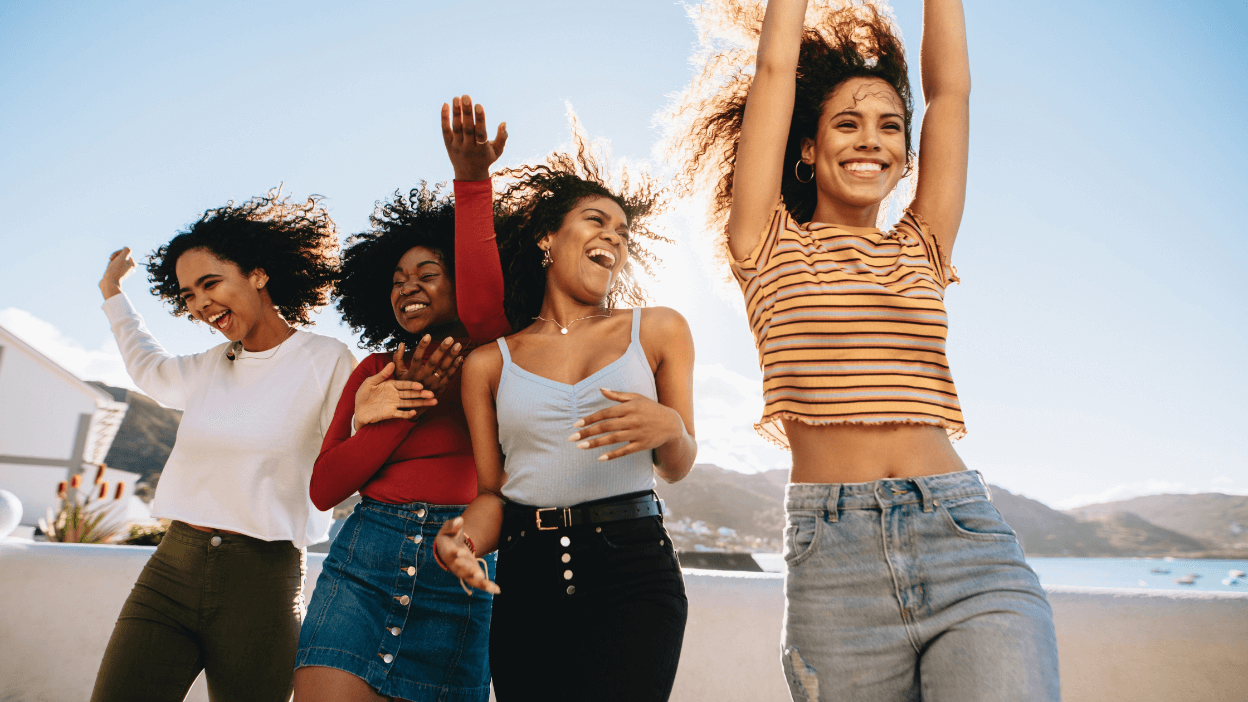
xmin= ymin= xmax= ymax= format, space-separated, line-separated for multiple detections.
xmin=335 ymin=183 xmax=457 ymax=351
xmin=146 ymin=188 xmax=339 ymax=326
xmin=493 ymin=120 xmax=669 ymax=332
xmin=664 ymin=0 xmax=912 ymax=250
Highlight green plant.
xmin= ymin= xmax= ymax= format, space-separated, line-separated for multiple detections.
xmin=38 ymin=465 xmax=128 ymax=544
xmin=124 ymin=521 xmax=170 ymax=546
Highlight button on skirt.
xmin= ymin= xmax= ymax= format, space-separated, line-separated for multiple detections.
xmin=297 ymin=498 xmax=494 ymax=702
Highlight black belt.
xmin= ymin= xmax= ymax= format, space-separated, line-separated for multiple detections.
xmin=507 ymin=493 xmax=663 ymax=531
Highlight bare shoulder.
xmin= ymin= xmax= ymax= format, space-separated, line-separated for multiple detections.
xmin=463 ymin=341 xmax=503 ymax=381
xmin=639 ymin=306 xmax=691 ymax=336
xmin=638 ymin=307 xmax=694 ymax=370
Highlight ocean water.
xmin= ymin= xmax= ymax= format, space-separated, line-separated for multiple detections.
xmin=749 ymin=554 xmax=1248 ymax=593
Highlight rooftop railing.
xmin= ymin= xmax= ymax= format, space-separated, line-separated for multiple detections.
xmin=2 ymin=540 xmax=1246 ymax=701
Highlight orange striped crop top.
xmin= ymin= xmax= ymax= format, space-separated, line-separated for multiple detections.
xmin=730 ymin=202 xmax=965 ymax=448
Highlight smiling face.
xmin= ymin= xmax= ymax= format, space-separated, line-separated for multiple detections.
xmin=175 ymin=247 xmax=272 ymax=342
xmin=802 ymin=76 xmax=908 ymax=217
xmin=390 ymin=245 xmax=460 ymax=337
xmin=540 ymin=196 xmax=630 ymax=304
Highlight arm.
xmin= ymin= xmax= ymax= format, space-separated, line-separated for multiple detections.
xmin=434 ymin=344 xmax=507 ymax=593
xmin=571 ymin=308 xmax=698 ymax=484
xmin=907 ymin=0 xmax=971 ymax=257
xmin=648 ymin=309 xmax=697 ymax=483
xmin=443 ymin=95 xmax=511 ymax=341
xmin=308 ymin=357 xmax=435 ymax=511
xmin=98 ymin=247 xmax=198 ymax=408
xmin=725 ymin=0 xmax=809 ymax=261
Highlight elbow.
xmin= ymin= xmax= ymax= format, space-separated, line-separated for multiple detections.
xmin=308 ymin=470 xmax=337 ymax=512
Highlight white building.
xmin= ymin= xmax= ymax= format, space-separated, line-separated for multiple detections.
xmin=0 ymin=323 xmax=135 ymax=527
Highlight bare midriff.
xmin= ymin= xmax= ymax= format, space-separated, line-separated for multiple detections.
xmin=782 ymin=420 xmax=967 ymax=485
xmin=181 ymin=522 xmax=242 ymax=535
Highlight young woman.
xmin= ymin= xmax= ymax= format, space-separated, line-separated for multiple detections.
xmin=434 ymin=138 xmax=697 ymax=702
xmin=92 ymin=192 xmax=356 ymax=702
xmin=292 ymin=96 xmax=510 ymax=702
xmin=667 ymin=0 xmax=1059 ymax=699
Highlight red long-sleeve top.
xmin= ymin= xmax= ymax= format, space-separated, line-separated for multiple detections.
xmin=310 ymin=179 xmax=509 ymax=510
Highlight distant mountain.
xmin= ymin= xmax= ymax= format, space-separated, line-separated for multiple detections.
xmin=654 ymin=463 xmax=787 ymax=539
xmin=90 ymin=382 xmax=181 ymax=491
xmin=988 ymin=486 xmax=1116 ymax=556
xmin=656 ymin=467 xmax=1245 ymax=558
xmin=1068 ymin=494 xmax=1248 ymax=552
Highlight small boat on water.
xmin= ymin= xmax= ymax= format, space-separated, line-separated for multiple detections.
xmin=1150 ymin=568 xmax=1171 ymax=574
xmin=1229 ymin=569 xmax=1246 ymax=578
xmin=1221 ymin=577 xmax=1240 ymax=586
xmin=1174 ymin=574 xmax=1198 ymax=585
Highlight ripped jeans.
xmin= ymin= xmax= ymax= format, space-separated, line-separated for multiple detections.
xmin=781 ymin=471 xmax=1060 ymax=702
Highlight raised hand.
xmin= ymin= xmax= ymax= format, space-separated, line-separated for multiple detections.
xmin=435 ymin=516 xmax=499 ymax=594
xmin=99 ymin=247 xmax=138 ymax=300
xmin=567 ymin=388 xmax=687 ymax=462
xmin=392 ymin=335 xmax=465 ymax=398
xmin=352 ymin=362 xmax=436 ymax=430
xmin=441 ymin=94 xmax=508 ymax=181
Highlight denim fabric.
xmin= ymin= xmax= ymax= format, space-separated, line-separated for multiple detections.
xmin=489 ymin=493 xmax=688 ymax=702
xmin=296 ymin=499 xmax=494 ymax=702
xmin=781 ymin=471 xmax=1060 ymax=702
xmin=91 ymin=521 xmax=305 ymax=702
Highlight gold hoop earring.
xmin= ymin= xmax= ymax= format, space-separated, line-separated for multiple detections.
xmin=540 ymin=247 xmax=553 ymax=268
xmin=794 ymin=160 xmax=814 ymax=184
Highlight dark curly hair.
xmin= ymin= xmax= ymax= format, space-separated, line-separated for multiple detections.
xmin=665 ymin=0 xmax=912 ymax=251
xmin=493 ymin=123 xmax=669 ymax=332
xmin=335 ymin=183 xmax=456 ymax=351
xmin=146 ymin=188 xmax=339 ymax=326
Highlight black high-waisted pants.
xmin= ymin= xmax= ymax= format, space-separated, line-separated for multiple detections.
xmin=489 ymin=493 xmax=688 ymax=702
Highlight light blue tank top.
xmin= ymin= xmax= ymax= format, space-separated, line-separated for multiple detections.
xmin=496 ymin=308 xmax=658 ymax=507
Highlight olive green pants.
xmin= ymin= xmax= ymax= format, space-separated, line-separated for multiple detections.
xmin=90 ymin=521 xmax=306 ymax=702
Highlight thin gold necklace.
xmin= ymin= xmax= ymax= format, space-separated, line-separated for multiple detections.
xmin=532 ymin=310 xmax=611 ymax=335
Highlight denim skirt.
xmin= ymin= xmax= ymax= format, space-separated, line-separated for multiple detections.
xmin=781 ymin=470 xmax=1060 ymax=702
xmin=296 ymin=498 xmax=495 ymax=702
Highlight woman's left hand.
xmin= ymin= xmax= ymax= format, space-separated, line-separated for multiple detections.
xmin=567 ymin=388 xmax=687 ymax=461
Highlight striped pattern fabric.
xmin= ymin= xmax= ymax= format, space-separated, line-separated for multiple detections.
xmin=731 ymin=202 xmax=965 ymax=447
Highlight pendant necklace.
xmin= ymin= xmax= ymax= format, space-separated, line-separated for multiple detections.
xmin=533 ymin=311 xmax=611 ymax=335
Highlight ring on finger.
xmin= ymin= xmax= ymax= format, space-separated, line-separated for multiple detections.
xmin=433 ymin=371 xmax=441 ymax=378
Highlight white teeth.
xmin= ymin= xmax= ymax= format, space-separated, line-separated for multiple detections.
xmin=208 ymin=311 xmax=228 ymax=324
xmin=586 ymin=248 xmax=616 ymax=266
xmin=403 ymin=303 xmax=428 ymax=313
xmin=844 ymin=162 xmax=883 ymax=172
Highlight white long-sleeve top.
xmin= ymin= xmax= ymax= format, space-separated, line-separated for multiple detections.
xmin=103 ymin=293 xmax=356 ymax=547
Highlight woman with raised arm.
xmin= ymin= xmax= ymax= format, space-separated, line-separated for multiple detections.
xmin=434 ymin=136 xmax=697 ymax=702
xmin=667 ymin=0 xmax=1059 ymax=699
xmin=292 ymin=96 xmax=510 ymax=702
xmin=92 ymin=193 xmax=356 ymax=702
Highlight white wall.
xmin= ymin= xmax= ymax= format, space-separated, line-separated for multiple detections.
xmin=0 ymin=337 xmax=104 ymax=459
xmin=2 ymin=541 xmax=1246 ymax=702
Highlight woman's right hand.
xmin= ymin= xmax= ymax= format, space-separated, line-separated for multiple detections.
xmin=352 ymin=362 xmax=436 ymax=430
xmin=441 ymin=94 xmax=507 ymax=182
xmin=435 ymin=517 xmax=499 ymax=594
xmin=100 ymin=247 xmax=137 ymax=300
xmin=392 ymin=336 xmax=465 ymax=397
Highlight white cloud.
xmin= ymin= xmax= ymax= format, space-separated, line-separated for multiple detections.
xmin=691 ymin=362 xmax=791 ymax=474
xmin=0 ymin=308 xmax=136 ymax=391
xmin=1052 ymin=478 xmax=1248 ymax=511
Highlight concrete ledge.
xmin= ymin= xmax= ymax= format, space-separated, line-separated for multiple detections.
xmin=2 ymin=542 xmax=1246 ymax=701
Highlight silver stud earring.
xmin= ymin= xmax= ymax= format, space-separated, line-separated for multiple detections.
xmin=541 ymin=247 xmax=553 ymax=268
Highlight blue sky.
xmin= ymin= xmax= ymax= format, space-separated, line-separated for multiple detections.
xmin=1 ymin=0 xmax=1245 ymax=509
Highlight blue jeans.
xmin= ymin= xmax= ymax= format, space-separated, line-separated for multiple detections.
xmin=297 ymin=499 xmax=494 ymax=702
xmin=781 ymin=471 xmax=1060 ymax=702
